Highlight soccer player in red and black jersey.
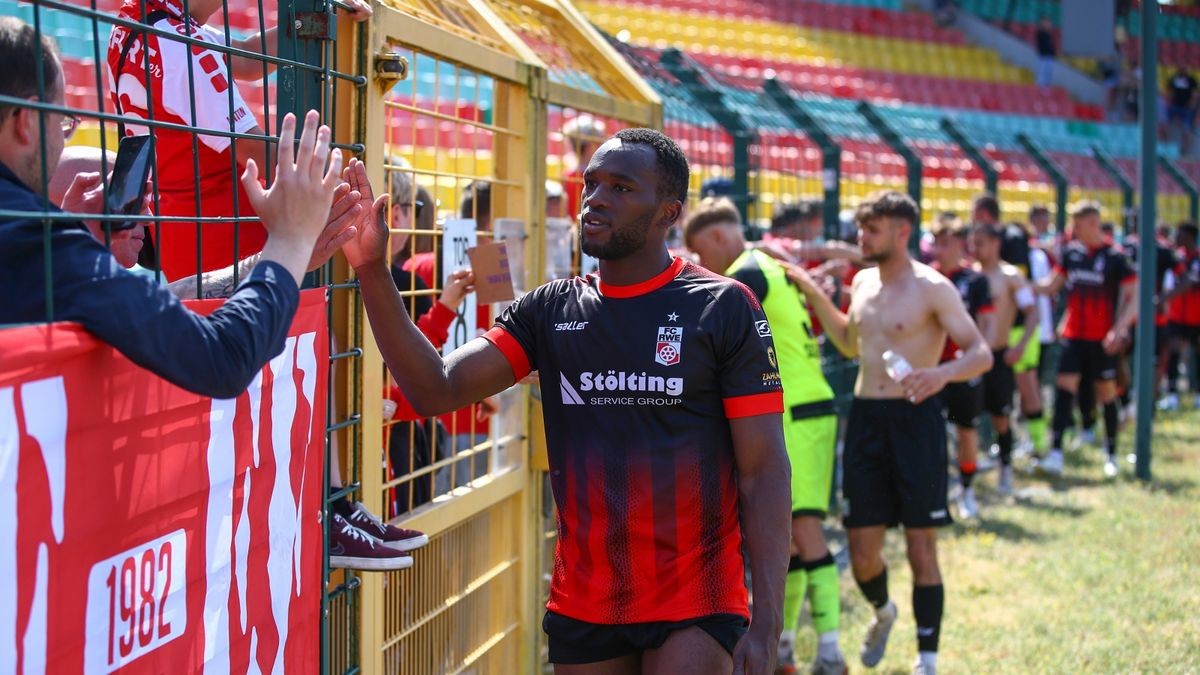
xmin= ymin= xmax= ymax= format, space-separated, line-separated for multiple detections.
xmin=340 ymin=130 xmax=791 ymax=674
xmin=1035 ymin=202 xmax=1138 ymax=478
xmin=929 ymin=214 xmax=994 ymax=518
xmin=1163 ymin=222 xmax=1200 ymax=408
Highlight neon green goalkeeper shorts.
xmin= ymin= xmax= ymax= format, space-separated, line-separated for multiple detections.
xmin=1009 ymin=326 xmax=1041 ymax=374
xmin=785 ymin=411 xmax=838 ymax=517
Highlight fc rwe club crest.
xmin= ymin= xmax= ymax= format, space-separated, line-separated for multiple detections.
xmin=655 ymin=326 xmax=683 ymax=366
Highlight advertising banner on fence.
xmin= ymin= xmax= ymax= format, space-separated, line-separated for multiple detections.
xmin=0 ymin=289 xmax=328 ymax=674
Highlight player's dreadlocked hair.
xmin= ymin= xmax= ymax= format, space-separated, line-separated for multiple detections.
xmin=613 ymin=127 xmax=690 ymax=205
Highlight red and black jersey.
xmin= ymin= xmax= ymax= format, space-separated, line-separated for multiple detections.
xmin=934 ymin=264 xmax=993 ymax=362
xmin=485 ymin=257 xmax=783 ymax=625
xmin=1124 ymin=236 xmax=1179 ymax=326
xmin=1169 ymin=247 xmax=1200 ymax=326
xmin=1056 ymin=241 xmax=1136 ymax=341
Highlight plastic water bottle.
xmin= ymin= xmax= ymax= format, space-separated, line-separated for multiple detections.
xmin=882 ymin=350 xmax=913 ymax=383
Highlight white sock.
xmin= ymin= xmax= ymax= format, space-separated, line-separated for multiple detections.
xmin=817 ymin=631 xmax=840 ymax=659
xmin=919 ymin=651 xmax=938 ymax=667
xmin=778 ymin=629 xmax=796 ymax=655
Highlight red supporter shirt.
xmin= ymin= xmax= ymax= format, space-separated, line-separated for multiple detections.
xmin=1055 ymin=241 xmax=1136 ymax=341
xmin=403 ymin=252 xmax=492 ymax=437
xmin=384 ymin=300 xmax=457 ymax=422
xmin=564 ymin=167 xmax=584 ymax=223
xmin=108 ymin=0 xmax=265 ymax=280
xmin=485 ymin=258 xmax=783 ymax=624
xmin=1169 ymin=247 xmax=1200 ymax=326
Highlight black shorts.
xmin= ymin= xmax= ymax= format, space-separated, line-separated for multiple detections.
xmin=983 ymin=350 xmax=1015 ymax=417
xmin=1038 ymin=341 xmax=1056 ymax=386
xmin=543 ymin=611 xmax=748 ymax=664
xmin=942 ymin=378 xmax=982 ymax=428
xmin=1057 ymin=339 xmax=1118 ymax=381
xmin=1170 ymin=322 xmax=1200 ymax=343
xmin=842 ymin=397 xmax=952 ymax=530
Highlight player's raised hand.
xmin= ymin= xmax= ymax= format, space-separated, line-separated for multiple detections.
xmin=339 ymin=158 xmax=391 ymax=270
xmin=307 ymin=181 xmax=361 ymax=271
xmin=778 ymin=259 xmax=823 ymax=299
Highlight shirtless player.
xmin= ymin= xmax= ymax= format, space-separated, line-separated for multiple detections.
xmin=972 ymin=223 xmax=1038 ymax=496
xmin=787 ymin=191 xmax=992 ymax=675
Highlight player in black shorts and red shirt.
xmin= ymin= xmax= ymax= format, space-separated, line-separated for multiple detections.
xmin=339 ymin=130 xmax=791 ymax=674
xmin=930 ymin=214 xmax=994 ymax=519
xmin=1036 ymin=202 xmax=1138 ymax=478
xmin=1163 ymin=223 xmax=1200 ymax=409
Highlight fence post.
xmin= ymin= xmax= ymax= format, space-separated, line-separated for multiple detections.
xmin=660 ymin=48 xmax=755 ymax=228
xmin=941 ymin=117 xmax=999 ymax=195
xmin=1091 ymin=144 xmax=1135 ymax=227
xmin=858 ymin=101 xmax=921 ymax=252
xmin=764 ymin=78 xmax=841 ymax=241
xmin=276 ymin=2 xmax=363 ymax=672
xmin=275 ymin=0 xmax=328 ymax=123
xmin=1159 ymin=155 xmax=1200 ymax=224
xmin=1135 ymin=0 xmax=1159 ymax=482
xmin=1017 ymin=133 xmax=1069 ymax=235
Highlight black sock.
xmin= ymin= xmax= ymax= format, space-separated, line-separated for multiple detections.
xmin=1168 ymin=349 xmax=1181 ymax=393
xmin=959 ymin=462 xmax=976 ymax=488
xmin=331 ymin=495 xmax=355 ymax=518
xmin=1052 ymin=387 xmax=1075 ymax=450
xmin=913 ymin=584 xmax=945 ymax=653
xmin=856 ymin=568 xmax=889 ymax=609
xmin=1104 ymin=401 xmax=1120 ymax=457
xmin=997 ymin=429 xmax=1013 ymax=466
xmin=1078 ymin=380 xmax=1096 ymax=429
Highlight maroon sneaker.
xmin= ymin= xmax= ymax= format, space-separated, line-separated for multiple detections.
xmin=329 ymin=513 xmax=413 ymax=571
xmin=346 ymin=502 xmax=429 ymax=552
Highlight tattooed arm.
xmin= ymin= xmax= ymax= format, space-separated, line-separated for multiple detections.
xmin=167 ymin=253 xmax=263 ymax=300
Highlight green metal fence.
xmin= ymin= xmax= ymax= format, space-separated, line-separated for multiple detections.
xmin=0 ymin=0 xmax=362 ymax=670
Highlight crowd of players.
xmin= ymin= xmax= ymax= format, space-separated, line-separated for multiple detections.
xmin=678 ymin=188 xmax=1200 ymax=674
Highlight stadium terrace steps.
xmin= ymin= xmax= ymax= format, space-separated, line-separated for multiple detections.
xmin=701 ymin=53 xmax=1095 ymax=119
xmin=581 ymin=0 xmax=1109 ymax=120
xmin=581 ymin=1 xmax=1032 ymax=84
xmin=957 ymin=0 xmax=1200 ymax=44
xmin=600 ymin=0 xmax=964 ymax=44
xmin=1001 ymin=22 xmax=1200 ymax=72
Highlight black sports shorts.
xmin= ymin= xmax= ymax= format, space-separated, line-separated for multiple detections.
xmin=543 ymin=611 xmax=748 ymax=665
xmin=1057 ymin=339 xmax=1118 ymax=381
xmin=942 ymin=378 xmax=982 ymax=428
xmin=1170 ymin=322 xmax=1200 ymax=343
xmin=842 ymin=397 xmax=952 ymax=530
xmin=983 ymin=349 xmax=1015 ymax=417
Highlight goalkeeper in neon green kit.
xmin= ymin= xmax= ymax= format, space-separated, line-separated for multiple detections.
xmin=685 ymin=198 xmax=846 ymax=675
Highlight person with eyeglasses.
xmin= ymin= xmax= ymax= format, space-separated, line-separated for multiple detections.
xmin=0 ymin=18 xmax=352 ymax=400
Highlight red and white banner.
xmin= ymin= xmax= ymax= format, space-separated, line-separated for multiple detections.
xmin=0 ymin=289 xmax=328 ymax=674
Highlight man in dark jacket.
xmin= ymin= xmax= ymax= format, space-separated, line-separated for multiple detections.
xmin=0 ymin=17 xmax=346 ymax=399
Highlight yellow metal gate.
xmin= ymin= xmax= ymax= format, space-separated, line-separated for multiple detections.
xmin=344 ymin=1 xmax=661 ymax=671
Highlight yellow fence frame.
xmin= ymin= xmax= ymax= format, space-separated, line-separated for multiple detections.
xmin=347 ymin=0 xmax=662 ymax=671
